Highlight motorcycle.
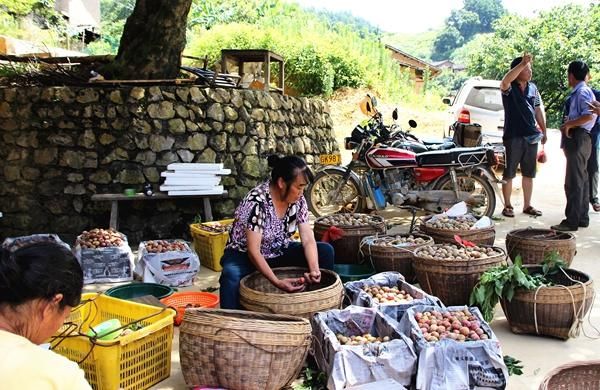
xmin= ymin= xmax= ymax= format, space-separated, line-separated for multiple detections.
xmin=306 ymin=96 xmax=505 ymax=218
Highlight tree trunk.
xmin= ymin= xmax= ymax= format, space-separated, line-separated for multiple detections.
xmin=111 ymin=0 xmax=192 ymax=79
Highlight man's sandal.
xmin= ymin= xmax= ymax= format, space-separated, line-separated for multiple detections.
xmin=523 ymin=206 xmax=542 ymax=216
xmin=502 ymin=206 xmax=514 ymax=217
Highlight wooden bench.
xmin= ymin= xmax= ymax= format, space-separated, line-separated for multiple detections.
xmin=91 ymin=191 xmax=228 ymax=230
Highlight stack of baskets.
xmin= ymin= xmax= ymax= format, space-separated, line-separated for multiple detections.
xmin=179 ymin=309 xmax=312 ymax=390
xmin=505 ymin=228 xmax=577 ymax=266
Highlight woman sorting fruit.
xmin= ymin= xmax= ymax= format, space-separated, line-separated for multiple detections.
xmin=0 ymin=235 xmax=92 ymax=389
xmin=219 ymin=155 xmax=335 ymax=309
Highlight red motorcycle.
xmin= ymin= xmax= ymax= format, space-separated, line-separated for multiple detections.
xmin=306 ymin=99 xmax=504 ymax=218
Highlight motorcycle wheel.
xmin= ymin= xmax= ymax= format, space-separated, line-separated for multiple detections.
xmin=306 ymin=168 xmax=365 ymax=217
xmin=434 ymin=172 xmax=496 ymax=217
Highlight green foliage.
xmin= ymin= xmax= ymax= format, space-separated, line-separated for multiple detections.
xmin=448 ymin=9 xmax=480 ymax=41
xmin=429 ymin=69 xmax=469 ymax=96
xmin=432 ymin=0 xmax=505 ymax=60
xmin=503 ymin=355 xmax=524 ymax=376
xmin=86 ymin=0 xmax=134 ymax=55
xmin=185 ymin=2 xmax=410 ymax=99
xmin=464 ymin=0 xmax=505 ymax=32
xmin=292 ymin=367 xmax=327 ymax=390
xmin=432 ymin=26 xmax=464 ymax=61
xmin=466 ymin=3 xmax=600 ymax=127
xmin=470 ymin=252 xmax=567 ymax=322
xmin=384 ymin=30 xmax=439 ymax=61
xmin=0 ymin=0 xmax=37 ymax=16
xmin=286 ymin=46 xmax=335 ymax=96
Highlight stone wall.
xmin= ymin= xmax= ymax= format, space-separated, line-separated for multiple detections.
xmin=0 ymin=85 xmax=338 ymax=243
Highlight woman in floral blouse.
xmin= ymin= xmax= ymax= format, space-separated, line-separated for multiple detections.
xmin=219 ymin=155 xmax=335 ymax=309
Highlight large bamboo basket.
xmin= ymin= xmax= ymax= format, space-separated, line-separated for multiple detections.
xmin=505 ymin=228 xmax=577 ymax=266
xmin=314 ymin=214 xmax=386 ymax=264
xmin=500 ymin=266 xmax=593 ymax=340
xmin=419 ymin=215 xmax=495 ymax=246
xmin=361 ymin=234 xmax=434 ymax=282
xmin=239 ymin=267 xmax=343 ymax=318
xmin=180 ymin=308 xmax=311 ymax=390
xmin=413 ymin=244 xmax=507 ymax=306
xmin=539 ymin=360 xmax=600 ymax=390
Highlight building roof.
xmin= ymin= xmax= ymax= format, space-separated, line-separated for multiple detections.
xmin=384 ymin=44 xmax=441 ymax=73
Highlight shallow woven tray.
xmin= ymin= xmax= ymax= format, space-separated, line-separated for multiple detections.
xmin=413 ymin=244 xmax=507 ymax=306
xmin=419 ymin=215 xmax=496 ymax=246
xmin=505 ymin=228 xmax=577 ymax=266
xmin=501 ymin=266 xmax=593 ymax=340
xmin=239 ymin=267 xmax=343 ymax=318
xmin=180 ymin=308 xmax=311 ymax=390
xmin=539 ymin=360 xmax=600 ymax=390
xmin=362 ymin=233 xmax=434 ymax=282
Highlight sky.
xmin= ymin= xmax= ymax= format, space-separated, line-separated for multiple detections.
xmin=292 ymin=0 xmax=596 ymax=34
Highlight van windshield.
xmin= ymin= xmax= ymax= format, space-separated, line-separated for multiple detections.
xmin=465 ymin=87 xmax=503 ymax=112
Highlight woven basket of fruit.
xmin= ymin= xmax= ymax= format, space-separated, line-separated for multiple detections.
xmin=239 ymin=267 xmax=343 ymax=318
xmin=361 ymin=234 xmax=433 ymax=282
xmin=419 ymin=215 xmax=495 ymax=246
xmin=505 ymin=228 xmax=576 ymax=266
xmin=413 ymin=243 xmax=507 ymax=306
xmin=314 ymin=213 xmax=386 ymax=264
xmin=180 ymin=308 xmax=311 ymax=390
xmin=500 ymin=265 xmax=593 ymax=340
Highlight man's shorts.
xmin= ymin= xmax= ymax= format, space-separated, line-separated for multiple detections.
xmin=503 ymin=136 xmax=538 ymax=179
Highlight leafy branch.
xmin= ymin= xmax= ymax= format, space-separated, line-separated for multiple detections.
xmin=503 ymin=355 xmax=524 ymax=376
xmin=470 ymin=251 xmax=567 ymax=322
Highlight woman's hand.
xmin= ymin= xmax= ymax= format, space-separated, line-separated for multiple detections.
xmin=276 ymin=278 xmax=306 ymax=293
xmin=304 ymin=270 xmax=321 ymax=284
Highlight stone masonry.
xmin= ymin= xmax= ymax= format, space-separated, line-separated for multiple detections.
xmin=0 ymin=86 xmax=338 ymax=243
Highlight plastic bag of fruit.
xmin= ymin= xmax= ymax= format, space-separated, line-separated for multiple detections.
xmin=312 ymin=305 xmax=416 ymax=390
xmin=398 ymin=304 xmax=508 ymax=390
xmin=345 ymin=272 xmax=442 ymax=319
xmin=73 ymin=228 xmax=134 ymax=284
xmin=135 ymin=239 xmax=200 ymax=287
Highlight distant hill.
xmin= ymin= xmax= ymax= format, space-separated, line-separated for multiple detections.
xmin=383 ymin=29 xmax=440 ymax=62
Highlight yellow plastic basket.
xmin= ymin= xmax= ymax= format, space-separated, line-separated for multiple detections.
xmin=189 ymin=219 xmax=234 ymax=272
xmin=50 ymin=293 xmax=175 ymax=390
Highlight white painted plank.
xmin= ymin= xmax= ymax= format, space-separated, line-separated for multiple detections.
xmin=166 ymin=163 xmax=223 ymax=171
xmin=160 ymin=185 xmax=223 ymax=192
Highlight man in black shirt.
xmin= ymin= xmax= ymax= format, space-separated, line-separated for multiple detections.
xmin=499 ymin=53 xmax=547 ymax=218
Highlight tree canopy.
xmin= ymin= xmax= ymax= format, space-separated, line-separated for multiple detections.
xmin=432 ymin=0 xmax=505 ymax=60
xmin=466 ymin=3 xmax=600 ymax=126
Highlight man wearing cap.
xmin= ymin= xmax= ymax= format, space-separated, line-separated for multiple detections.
xmin=500 ymin=53 xmax=547 ymax=218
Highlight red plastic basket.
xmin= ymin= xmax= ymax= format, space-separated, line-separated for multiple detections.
xmin=160 ymin=292 xmax=220 ymax=325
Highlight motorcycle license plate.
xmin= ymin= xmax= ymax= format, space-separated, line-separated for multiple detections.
xmin=320 ymin=154 xmax=341 ymax=165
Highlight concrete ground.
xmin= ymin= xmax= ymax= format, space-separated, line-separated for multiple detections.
xmin=87 ymin=129 xmax=600 ymax=389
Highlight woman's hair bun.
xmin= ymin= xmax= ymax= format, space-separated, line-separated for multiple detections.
xmin=267 ymin=154 xmax=281 ymax=168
